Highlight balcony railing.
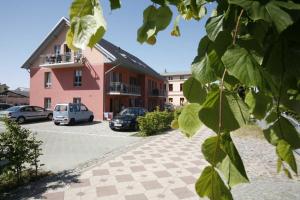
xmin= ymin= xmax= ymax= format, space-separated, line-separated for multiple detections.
xmin=148 ymin=88 xmax=167 ymax=97
xmin=107 ymin=82 xmax=141 ymax=95
xmin=40 ymin=52 xmax=83 ymax=67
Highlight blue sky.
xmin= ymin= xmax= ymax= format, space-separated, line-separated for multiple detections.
xmin=0 ymin=0 xmax=211 ymax=89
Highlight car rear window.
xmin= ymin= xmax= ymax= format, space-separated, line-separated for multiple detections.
xmin=54 ymin=105 xmax=68 ymax=111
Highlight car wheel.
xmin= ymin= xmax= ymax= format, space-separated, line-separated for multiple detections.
xmin=17 ymin=116 xmax=25 ymax=124
xmin=54 ymin=121 xmax=60 ymax=125
xmin=47 ymin=113 xmax=53 ymax=120
xmin=89 ymin=115 xmax=94 ymax=122
xmin=68 ymin=118 xmax=75 ymax=125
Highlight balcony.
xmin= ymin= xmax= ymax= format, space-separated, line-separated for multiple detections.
xmin=107 ymin=82 xmax=141 ymax=96
xmin=148 ymin=88 xmax=167 ymax=97
xmin=39 ymin=52 xmax=84 ymax=68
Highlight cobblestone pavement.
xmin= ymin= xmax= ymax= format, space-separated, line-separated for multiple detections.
xmin=15 ymin=127 xmax=300 ymax=200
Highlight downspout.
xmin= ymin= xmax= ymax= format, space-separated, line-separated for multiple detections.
xmin=103 ymin=62 xmax=121 ymax=120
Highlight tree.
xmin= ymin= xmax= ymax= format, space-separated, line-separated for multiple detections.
xmin=66 ymin=0 xmax=300 ymax=199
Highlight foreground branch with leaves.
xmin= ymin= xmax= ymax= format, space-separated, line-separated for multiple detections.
xmin=67 ymin=0 xmax=300 ymax=199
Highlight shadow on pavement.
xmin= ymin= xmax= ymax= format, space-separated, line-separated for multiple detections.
xmin=2 ymin=170 xmax=79 ymax=200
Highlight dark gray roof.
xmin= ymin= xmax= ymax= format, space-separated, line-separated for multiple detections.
xmin=0 ymin=90 xmax=29 ymax=98
xmin=97 ymin=39 xmax=164 ymax=80
xmin=21 ymin=17 xmax=164 ymax=80
xmin=160 ymin=71 xmax=191 ymax=76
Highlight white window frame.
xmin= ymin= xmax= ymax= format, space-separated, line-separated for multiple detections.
xmin=74 ymin=69 xmax=82 ymax=86
xmin=44 ymin=98 xmax=51 ymax=109
xmin=45 ymin=72 xmax=52 ymax=88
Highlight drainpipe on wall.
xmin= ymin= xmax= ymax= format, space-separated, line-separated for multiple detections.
xmin=103 ymin=63 xmax=121 ymax=120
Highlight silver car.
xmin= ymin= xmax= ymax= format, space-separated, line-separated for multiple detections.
xmin=0 ymin=105 xmax=53 ymax=124
xmin=53 ymin=103 xmax=94 ymax=125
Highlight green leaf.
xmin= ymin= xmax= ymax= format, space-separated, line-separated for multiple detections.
xmin=183 ymin=77 xmax=207 ymax=104
xmin=178 ymin=103 xmax=202 ymax=137
xmin=66 ymin=29 xmax=78 ymax=51
xmin=277 ymin=157 xmax=282 ymax=173
xmin=245 ymin=89 xmax=272 ymax=120
xmin=109 ymin=0 xmax=121 ymax=10
xmin=202 ymin=136 xmax=226 ymax=166
xmin=218 ymin=156 xmax=249 ymax=187
xmin=199 ymin=90 xmax=249 ymax=133
xmin=284 ymin=168 xmax=292 ymax=179
xmin=222 ymin=45 xmax=265 ymax=88
xmin=229 ymin=0 xmax=300 ymax=33
xmin=276 ymin=140 xmax=297 ymax=174
xmin=137 ymin=5 xmax=172 ymax=44
xmin=191 ymin=36 xmax=225 ymax=85
xmin=69 ymin=0 xmax=96 ymax=19
xmin=171 ymin=119 xmax=179 ymax=129
xmin=192 ymin=52 xmax=221 ymax=85
xmin=70 ymin=16 xmax=98 ymax=50
xmin=155 ymin=6 xmax=173 ymax=31
xmin=263 ymin=117 xmax=300 ymax=149
xmin=195 ymin=166 xmax=233 ymax=200
xmin=220 ymin=132 xmax=249 ymax=184
xmin=206 ymin=14 xmax=224 ymax=41
xmin=137 ymin=6 xmax=157 ymax=44
xmin=68 ymin=0 xmax=106 ymax=50
xmin=171 ymin=15 xmax=181 ymax=37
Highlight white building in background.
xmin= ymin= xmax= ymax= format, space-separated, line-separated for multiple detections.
xmin=161 ymin=71 xmax=191 ymax=107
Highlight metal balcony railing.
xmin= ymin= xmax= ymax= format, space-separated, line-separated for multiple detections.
xmin=148 ymin=88 xmax=167 ymax=97
xmin=40 ymin=52 xmax=83 ymax=66
xmin=107 ymin=82 xmax=141 ymax=95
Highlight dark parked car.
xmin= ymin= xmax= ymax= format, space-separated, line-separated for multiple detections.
xmin=0 ymin=103 xmax=12 ymax=111
xmin=109 ymin=107 xmax=147 ymax=131
xmin=0 ymin=105 xmax=53 ymax=124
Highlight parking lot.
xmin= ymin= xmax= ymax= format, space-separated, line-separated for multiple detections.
xmin=0 ymin=120 xmax=142 ymax=172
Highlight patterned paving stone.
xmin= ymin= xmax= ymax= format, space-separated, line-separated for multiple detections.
xmin=42 ymin=191 xmax=64 ymax=200
xmin=96 ymin=185 xmax=118 ymax=197
xmin=115 ymin=174 xmax=134 ymax=182
xmin=130 ymin=165 xmax=146 ymax=172
xmin=122 ymin=155 xmax=135 ymax=160
xmin=70 ymin=178 xmax=91 ymax=188
xmin=92 ymin=169 xmax=109 ymax=176
xmin=141 ymin=159 xmax=156 ymax=164
xmin=125 ymin=193 xmax=148 ymax=200
xmin=186 ymin=167 xmax=200 ymax=174
xmin=109 ymin=161 xmax=124 ymax=167
xmin=141 ymin=180 xmax=163 ymax=190
xmin=163 ymin=162 xmax=178 ymax=169
xmin=171 ymin=187 xmax=195 ymax=199
xmin=24 ymin=128 xmax=300 ymax=200
xmin=154 ymin=170 xmax=172 ymax=178
xmin=180 ymin=176 xmax=197 ymax=185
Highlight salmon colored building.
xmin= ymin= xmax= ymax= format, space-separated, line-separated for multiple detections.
xmin=21 ymin=17 xmax=166 ymax=120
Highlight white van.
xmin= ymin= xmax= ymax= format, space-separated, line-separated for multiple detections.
xmin=53 ymin=103 xmax=94 ymax=125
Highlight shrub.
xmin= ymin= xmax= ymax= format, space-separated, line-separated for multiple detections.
xmin=137 ymin=107 xmax=173 ymax=136
xmin=0 ymin=118 xmax=43 ymax=188
xmin=171 ymin=107 xmax=183 ymax=129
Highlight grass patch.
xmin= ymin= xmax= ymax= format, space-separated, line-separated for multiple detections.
xmin=0 ymin=169 xmax=52 ymax=195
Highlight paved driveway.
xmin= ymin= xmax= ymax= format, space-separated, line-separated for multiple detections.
xmin=0 ymin=121 xmax=142 ymax=172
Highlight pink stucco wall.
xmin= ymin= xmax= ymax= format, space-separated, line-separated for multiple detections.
xmin=28 ymin=22 xmax=165 ymax=121
xmin=29 ymin=26 xmax=105 ymax=120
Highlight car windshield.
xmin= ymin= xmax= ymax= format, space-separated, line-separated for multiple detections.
xmin=5 ymin=106 xmax=20 ymax=112
xmin=54 ymin=105 xmax=68 ymax=111
xmin=119 ymin=108 xmax=139 ymax=116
